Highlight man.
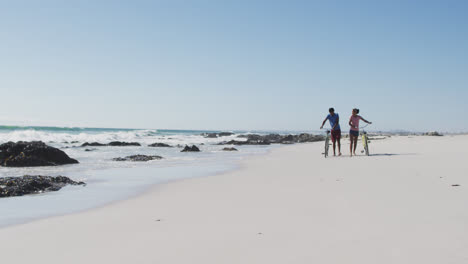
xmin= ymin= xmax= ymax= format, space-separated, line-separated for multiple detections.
xmin=320 ymin=107 xmax=342 ymax=156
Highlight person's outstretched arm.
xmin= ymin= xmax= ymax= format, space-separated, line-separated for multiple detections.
xmin=360 ymin=116 xmax=372 ymax=124
xmin=320 ymin=117 xmax=328 ymax=129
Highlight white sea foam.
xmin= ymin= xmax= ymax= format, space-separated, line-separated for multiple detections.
xmin=0 ymin=129 xmax=245 ymax=148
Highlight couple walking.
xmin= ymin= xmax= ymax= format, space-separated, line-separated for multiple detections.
xmin=320 ymin=108 xmax=372 ymax=156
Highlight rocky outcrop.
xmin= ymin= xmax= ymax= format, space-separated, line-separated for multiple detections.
xmin=221 ymin=133 xmax=323 ymax=145
xmin=222 ymin=147 xmax=238 ymax=151
xmin=218 ymin=132 xmax=235 ymax=137
xmin=0 ymin=141 xmax=79 ymax=167
xmin=148 ymin=143 xmax=173 ymax=147
xmin=220 ymin=140 xmax=271 ymax=146
xmin=113 ymin=155 xmax=163 ymax=162
xmin=181 ymin=145 xmax=201 ymax=152
xmin=81 ymin=141 xmax=141 ymax=147
xmin=108 ymin=141 xmax=141 ymax=146
xmin=201 ymin=132 xmax=235 ymax=138
xmin=424 ymin=131 xmax=443 ymax=136
xmin=202 ymin=133 xmax=218 ymax=138
xmin=0 ymin=175 xmax=85 ymax=198
xmin=81 ymin=142 xmax=106 ymax=147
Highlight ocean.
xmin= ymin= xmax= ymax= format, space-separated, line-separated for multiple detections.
xmin=0 ymin=126 xmax=297 ymax=227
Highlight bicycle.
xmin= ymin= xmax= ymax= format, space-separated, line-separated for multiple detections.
xmin=360 ymin=124 xmax=370 ymax=156
xmin=321 ymin=128 xmax=331 ymax=158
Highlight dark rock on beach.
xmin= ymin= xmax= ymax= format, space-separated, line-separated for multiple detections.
xmin=218 ymin=132 xmax=234 ymax=137
xmin=81 ymin=141 xmax=141 ymax=147
xmin=221 ymin=139 xmax=271 ymax=146
xmin=222 ymin=147 xmax=238 ymax=151
xmin=181 ymin=145 xmax=201 ymax=152
xmin=108 ymin=141 xmax=141 ymax=146
xmin=148 ymin=143 xmax=173 ymax=148
xmin=0 ymin=175 xmax=85 ymax=198
xmin=113 ymin=155 xmax=163 ymax=162
xmin=221 ymin=133 xmax=323 ymax=145
xmin=0 ymin=141 xmax=79 ymax=167
xmin=84 ymin=148 xmax=96 ymax=152
xmin=81 ymin=142 xmax=107 ymax=147
xmin=203 ymin=133 xmax=218 ymax=138
xmin=424 ymin=131 xmax=443 ymax=136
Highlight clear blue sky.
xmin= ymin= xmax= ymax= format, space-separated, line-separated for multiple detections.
xmin=0 ymin=0 xmax=467 ymax=132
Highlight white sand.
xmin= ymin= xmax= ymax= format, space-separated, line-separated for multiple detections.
xmin=1 ymin=135 xmax=467 ymax=264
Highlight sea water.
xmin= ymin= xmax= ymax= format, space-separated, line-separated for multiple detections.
xmin=0 ymin=126 xmax=285 ymax=227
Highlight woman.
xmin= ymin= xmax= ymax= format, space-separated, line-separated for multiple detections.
xmin=349 ymin=108 xmax=372 ymax=156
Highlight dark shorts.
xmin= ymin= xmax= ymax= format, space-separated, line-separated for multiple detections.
xmin=349 ymin=130 xmax=359 ymax=137
xmin=331 ymin=129 xmax=341 ymax=143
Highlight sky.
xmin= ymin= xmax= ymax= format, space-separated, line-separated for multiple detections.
xmin=0 ymin=0 xmax=467 ymax=132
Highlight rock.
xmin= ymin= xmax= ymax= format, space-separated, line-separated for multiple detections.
xmin=222 ymin=147 xmax=238 ymax=151
xmin=81 ymin=142 xmax=107 ymax=147
xmin=84 ymin=148 xmax=96 ymax=152
xmin=112 ymin=155 xmax=163 ymax=162
xmin=424 ymin=131 xmax=443 ymax=136
xmin=279 ymin=134 xmax=294 ymax=143
xmin=296 ymin=133 xmax=324 ymax=143
xmin=181 ymin=145 xmax=201 ymax=152
xmin=221 ymin=133 xmax=323 ymax=145
xmin=0 ymin=175 xmax=85 ymax=198
xmin=0 ymin=141 xmax=79 ymax=167
xmin=219 ymin=140 xmax=271 ymax=146
xmin=81 ymin=141 xmax=141 ymax=147
xmin=218 ymin=132 xmax=234 ymax=137
xmin=203 ymin=133 xmax=218 ymax=138
xmin=148 ymin=143 xmax=173 ymax=148
xmin=108 ymin=141 xmax=141 ymax=146
xmin=237 ymin=134 xmax=264 ymax=140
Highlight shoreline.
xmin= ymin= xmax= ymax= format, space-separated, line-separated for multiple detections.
xmin=0 ymin=143 xmax=282 ymax=229
xmin=1 ymin=135 xmax=467 ymax=263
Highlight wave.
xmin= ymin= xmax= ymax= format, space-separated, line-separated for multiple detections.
xmin=0 ymin=129 xmax=161 ymax=144
xmin=0 ymin=127 xmax=246 ymax=148
xmin=0 ymin=125 xmax=137 ymax=133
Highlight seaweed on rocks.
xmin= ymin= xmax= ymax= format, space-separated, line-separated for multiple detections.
xmin=0 ymin=175 xmax=85 ymax=198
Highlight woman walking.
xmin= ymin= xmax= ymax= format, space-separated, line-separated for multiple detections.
xmin=349 ymin=108 xmax=372 ymax=156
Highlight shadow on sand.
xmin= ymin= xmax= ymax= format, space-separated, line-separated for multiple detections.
xmin=368 ymin=153 xmax=417 ymax=157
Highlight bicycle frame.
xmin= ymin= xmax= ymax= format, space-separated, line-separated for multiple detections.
xmin=321 ymin=128 xmax=331 ymax=158
xmin=360 ymin=124 xmax=370 ymax=156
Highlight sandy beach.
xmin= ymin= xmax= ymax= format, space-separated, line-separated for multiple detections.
xmin=1 ymin=135 xmax=467 ymax=263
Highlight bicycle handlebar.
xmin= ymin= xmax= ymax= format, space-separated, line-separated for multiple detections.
xmin=360 ymin=123 xmax=371 ymax=129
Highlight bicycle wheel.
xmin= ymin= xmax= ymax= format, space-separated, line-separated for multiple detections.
xmin=363 ymin=134 xmax=369 ymax=156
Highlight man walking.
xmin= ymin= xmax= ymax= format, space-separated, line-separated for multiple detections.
xmin=320 ymin=107 xmax=342 ymax=156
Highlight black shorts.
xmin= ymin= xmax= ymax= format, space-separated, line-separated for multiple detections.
xmin=349 ymin=130 xmax=359 ymax=137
